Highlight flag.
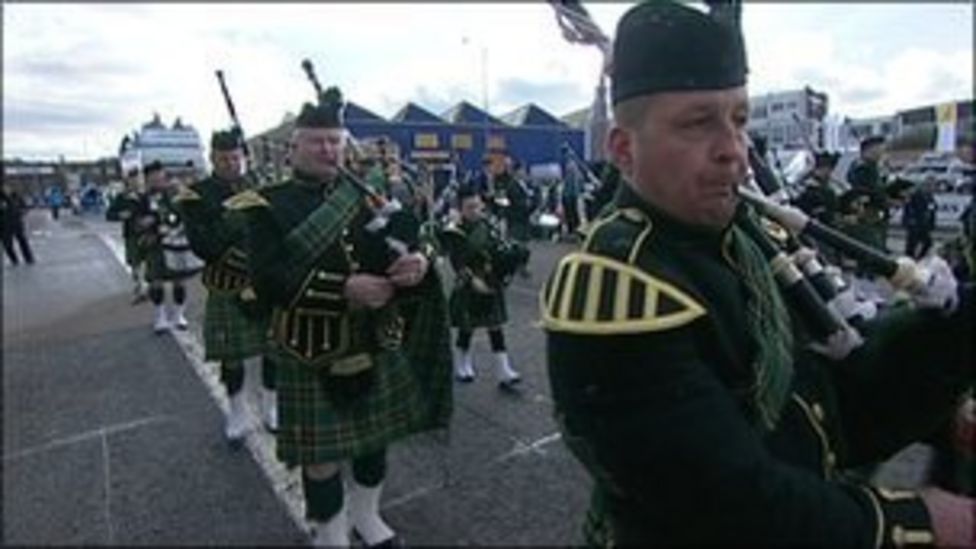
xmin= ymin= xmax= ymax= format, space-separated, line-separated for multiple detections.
xmin=935 ymin=102 xmax=957 ymax=153
xmin=549 ymin=0 xmax=609 ymax=49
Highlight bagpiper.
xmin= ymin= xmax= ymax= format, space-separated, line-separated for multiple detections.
xmin=174 ymin=130 xmax=278 ymax=443
xmin=439 ymin=184 xmax=527 ymax=389
xmin=227 ymin=85 xmax=452 ymax=547
xmin=132 ymin=160 xmax=201 ymax=334
xmin=542 ymin=1 xmax=973 ymax=546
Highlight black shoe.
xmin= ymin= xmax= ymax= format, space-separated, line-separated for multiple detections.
xmin=455 ymin=374 xmax=475 ymax=383
xmin=498 ymin=377 xmax=522 ymax=393
xmin=352 ymin=530 xmax=405 ymax=548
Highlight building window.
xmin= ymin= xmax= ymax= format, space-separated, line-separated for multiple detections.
xmin=414 ymin=133 xmax=439 ymax=149
xmin=751 ymin=105 xmax=768 ymax=119
xmin=488 ymin=135 xmax=506 ymax=150
xmin=451 ymin=134 xmax=473 ymax=150
xmin=770 ymin=103 xmax=784 ymax=113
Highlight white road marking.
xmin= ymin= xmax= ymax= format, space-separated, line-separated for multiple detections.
xmin=95 ymin=230 xmax=311 ymax=537
xmin=491 ymin=432 xmax=563 ymax=463
xmin=2 ymin=415 xmax=174 ymax=462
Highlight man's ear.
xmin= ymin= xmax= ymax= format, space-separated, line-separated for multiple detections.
xmin=607 ymin=126 xmax=634 ymax=180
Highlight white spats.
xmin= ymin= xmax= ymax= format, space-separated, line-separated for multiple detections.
xmin=453 ymin=348 xmax=475 ymax=382
xmin=260 ymin=386 xmax=278 ymax=432
xmin=493 ymin=351 xmax=520 ymax=385
xmin=310 ymin=504 xmax=350 ymax=547
xmin=225 ymin=392 xmax=252 ymax=443
xmin=169 ymin=304 xmax=189 ymax=330
xmin=348 ymin=482 xmax=394 ymax=546
xmin=153 ymin=305 xmax=171 ymax=334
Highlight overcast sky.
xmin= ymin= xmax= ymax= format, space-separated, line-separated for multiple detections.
xmin=3 ymin=2 xmax=972 ymax=161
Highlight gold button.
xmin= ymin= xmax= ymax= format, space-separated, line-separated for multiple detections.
xmin=812 ymin=403 xmax=825 ymax=422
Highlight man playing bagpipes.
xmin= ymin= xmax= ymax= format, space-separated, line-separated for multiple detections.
xmin=227 ymin=82 xmax=452 ymax=547
xmin=133 ymin=160 xmax=202 ymax=334
xmin=106 ymin=168 xmax=150 ymax=302
xmin=439 ymin=184 xmax=528 ymax=390
xmin=542 ymin=2 xmax=973 ymax=546
xmin=174 ymin=129 xmax=279 ymax=444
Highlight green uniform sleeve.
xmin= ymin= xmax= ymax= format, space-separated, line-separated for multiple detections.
xmin=176 ymin=191 xmax=242 ymax=262
xmin=829 ymin=285 xmax=973 ymax=465
xmin=244 ymin=186 xmax=362 ymax=306
xmin=547 ymin=325 xmax=932 ymax=547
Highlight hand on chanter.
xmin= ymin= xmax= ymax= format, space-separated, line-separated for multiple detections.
xmin=387 ymin=252 xmax=429 ymax=287
xmin=344 ymin=274 xmax=394 ymax=309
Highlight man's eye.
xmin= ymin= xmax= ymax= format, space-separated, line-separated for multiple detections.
xmin=679 ymin=117 xmax=709 ymax=130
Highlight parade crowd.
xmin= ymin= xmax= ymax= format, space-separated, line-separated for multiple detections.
xmin=53 ymin=1 xmax=974 ymax=546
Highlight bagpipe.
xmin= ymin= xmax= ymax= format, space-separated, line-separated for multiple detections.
xmin=300 ymin=59 xmax=420 ymax=275
xmin=712 ymin=0 xmax=973 ymax=498
xmin=737 ymin=126 xmax=970 ymax=362
xmin=215 ymin=69 xmax=251 ymax=162
xmin=140 ymin=190 xmax=205 ymax=277
xmin=439 ymin=216 xmax=529 ymax=292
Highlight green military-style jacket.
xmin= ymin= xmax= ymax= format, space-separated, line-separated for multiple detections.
xmin=794 ymin=177 xmax=839 ymax=228
xmin=175 ymin=174 xmax=268 ymax=360
xmin=543 ymin=184 xmax=972 ymax=547
xmin=175 ymin=175 xmax=253 ymax=292
xmin=106 ymin=190 xmax=142 ymax=239
xmin=441 ymin=217 xmax=509 ymax=330
xmin=227 ymin=171 xmax=453 ymax=464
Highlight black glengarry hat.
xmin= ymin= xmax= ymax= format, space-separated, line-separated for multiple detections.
xmin=211 ymin=129 xmax=242 ymax=151
xmin=611 ymin=0 xmax=748 ymax=105
xmin=296 ymin=86 xmax=346 ymax=129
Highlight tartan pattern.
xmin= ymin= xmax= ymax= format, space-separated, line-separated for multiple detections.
xmin=123 ymin=234 xmax=145 ymax=268
xmin=272 ymin=271 xmax=453 ymax=465
xmin=273 ymin=349 xmax=429 ymax=465
xmin=449 ymin=287 xmax=508 ymax=329
xmin=399 ymin=268 xmax=454 ymax=430
xmin=730 ymin=223 xmax=794 ymax=431
xmin=247 ymin=177 xmax=364 ymax=303
xmin=202 ymin=289 xmax=269 ymax=361
xmin=283 ymin=179 xmax=362 ymax=268
xmin=444 ymin=218 xmax=510 ymax=329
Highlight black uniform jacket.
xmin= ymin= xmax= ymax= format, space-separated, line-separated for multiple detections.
xmin=543 ymin=184 xmax=972 ymax=547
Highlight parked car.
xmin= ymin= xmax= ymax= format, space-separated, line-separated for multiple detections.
xmin=896 ymin=158 xmax=974 ymax=191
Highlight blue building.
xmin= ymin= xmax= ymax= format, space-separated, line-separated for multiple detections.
xmin=249 ymin=99 xmax=584 ymax=181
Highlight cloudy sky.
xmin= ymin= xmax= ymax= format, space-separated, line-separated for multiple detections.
xmin=3 ymin=2 xmax=972 ymax=161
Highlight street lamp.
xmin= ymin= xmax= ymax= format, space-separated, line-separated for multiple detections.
xmin=461 ymin=35 xmax=491 ymax=165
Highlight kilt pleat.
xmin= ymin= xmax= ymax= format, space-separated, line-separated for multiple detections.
xmin=203 ymin=290 xmax=269 ymax=361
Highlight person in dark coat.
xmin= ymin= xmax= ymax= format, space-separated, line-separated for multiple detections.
xmin=1 ymin=183 xmax=35 ymax=265
xmin=542 ymin=2 xmax=974 ymax=546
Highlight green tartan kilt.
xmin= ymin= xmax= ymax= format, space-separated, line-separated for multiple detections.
xmin=124 ymin=235 xmax=145 ymax=268
xmin=273 ymin=349 xmax=431 ymax=466
xmin=449 ymin=285 xmax=508 ymax=330
xmin=203 ymin=290 xmax=269 ymax=362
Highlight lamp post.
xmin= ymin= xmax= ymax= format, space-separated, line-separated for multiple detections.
xmin=462 ymin=35 xmax=491 ymax=168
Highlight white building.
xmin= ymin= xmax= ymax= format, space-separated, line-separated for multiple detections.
xmin=746 ymin=87 xmax=829 ymax=151
xmin=119 ymin=114 xmax=206 ymax=179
